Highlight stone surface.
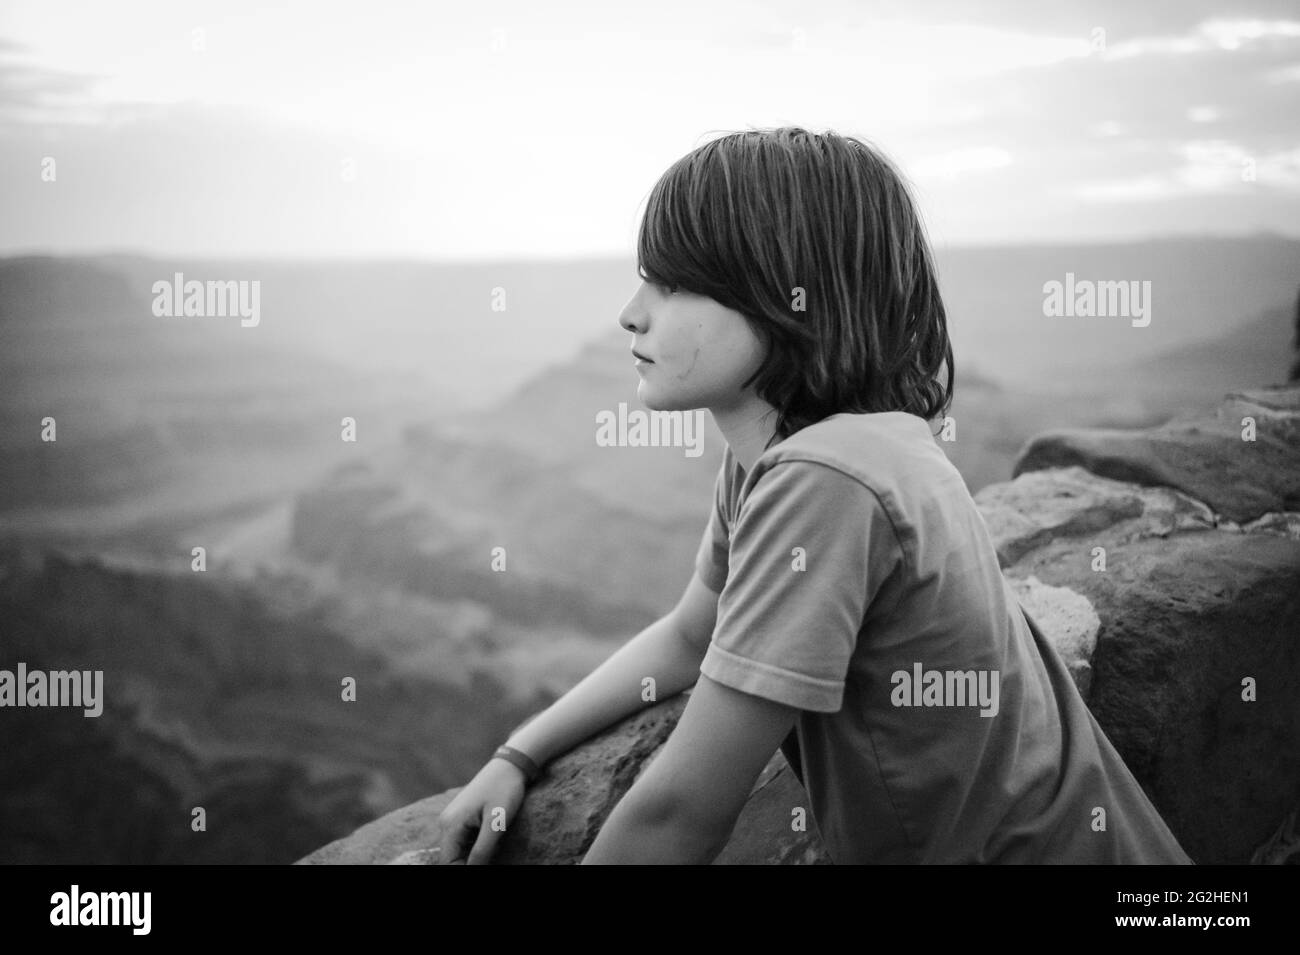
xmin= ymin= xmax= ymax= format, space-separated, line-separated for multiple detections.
xmin=492 ymin=694 xmax=688 ymax=864
xmin=299 ymin=690 xmax=831 ymax=865
xmin=296 ymin=790 xmax=459 ymax=865
xmin=1250 ymin=803 xmax=1300 ymax=864
xmin=1013 ymin=385 xmax=1300 ymax=524
xmin=1006 ymin=575 xmax=1101 ymax=699
xmin=975 ymin=466 xmax=1218 ymax=568
xmin=1007 ymin=528 xmax=1300 ymax=863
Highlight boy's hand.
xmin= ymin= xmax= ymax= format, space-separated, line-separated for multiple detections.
xmin=435 ymin=758 xmax=528 ymax=864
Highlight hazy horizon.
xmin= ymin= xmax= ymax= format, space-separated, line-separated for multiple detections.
xmin=5 ymin=225 xmax=1300 ymax=262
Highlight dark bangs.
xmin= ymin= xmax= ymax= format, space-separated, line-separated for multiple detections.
xmin=636 ymin=126 xmax=955 ymax=446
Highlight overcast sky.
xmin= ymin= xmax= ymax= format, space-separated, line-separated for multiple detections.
xmin=2 ymin=0 xmax=1298 ymax=259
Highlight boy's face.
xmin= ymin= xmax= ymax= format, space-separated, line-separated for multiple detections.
xmin=618 ymin=280 xmax=767 ymax=413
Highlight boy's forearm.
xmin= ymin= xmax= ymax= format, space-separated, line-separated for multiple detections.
xmin=504 ymin=613 xmax=706 ymax=767
xmin=580 ymin=788 xmax=730 ymax=864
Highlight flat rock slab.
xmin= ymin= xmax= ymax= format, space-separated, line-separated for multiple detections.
xmin=1013 ymin=387 xmax=1300 ymax=524
xmin=296 ymin=789 xmax=460 ymax=865
xmin=976 ymin=466 xmax=1218 ymax=567
xmin=298 ymin=691 xmax=831 ymax=864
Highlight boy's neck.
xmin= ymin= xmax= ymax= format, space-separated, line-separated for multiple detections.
xmin=709 ymin=393 xmax=780 ymax=475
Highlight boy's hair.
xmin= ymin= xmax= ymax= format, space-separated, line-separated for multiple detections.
xmin=636 ymin=126 xmax=955 ymax=446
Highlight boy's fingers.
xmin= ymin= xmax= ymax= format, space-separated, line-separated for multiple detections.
xmin=466 ymin=814 xmax=503 ymax=866
xmin=437 ymin=814 xmax=475 ymax=865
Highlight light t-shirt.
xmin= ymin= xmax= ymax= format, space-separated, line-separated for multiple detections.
xmin=693 ymin=410 xmax=1193 ymax=864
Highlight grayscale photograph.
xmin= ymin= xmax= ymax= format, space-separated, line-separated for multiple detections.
xmin=0 ymin=0 xmax=1295 ymax=914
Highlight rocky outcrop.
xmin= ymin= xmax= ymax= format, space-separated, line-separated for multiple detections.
xmin=1013 ymin=388 xmax=1300 ymax=523
xmin=981 ymin=386 xmax=1300 ymax=865
xmin=297 ymin=693 xmax=829 ymax=865
xmin=299 ymin=385 xmax=1300 ymax=865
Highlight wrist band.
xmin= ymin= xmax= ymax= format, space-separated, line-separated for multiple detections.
xmin=493 ymin=744 xmax=542 ymax=783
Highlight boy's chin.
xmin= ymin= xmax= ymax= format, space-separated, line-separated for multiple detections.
xmin=637 ymin=389 xmax=697 ymax=414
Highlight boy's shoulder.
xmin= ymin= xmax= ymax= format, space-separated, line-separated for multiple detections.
xmin=751 ymin=411 xmax=953 ymax=495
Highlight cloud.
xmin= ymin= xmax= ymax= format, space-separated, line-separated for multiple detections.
xmin=0 ymin=39 xmax=97 ymax=125
xmin=1103 ymin=17 xmax=1300 ymax=58
xmin=0 ymin=37 xmax=164 ymax=129
xmin=1076 ymin=141 xmax=1300 ymax=200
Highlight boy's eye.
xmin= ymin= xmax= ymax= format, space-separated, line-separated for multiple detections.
xmin=640 ymin=274 xmax=677 ymax=295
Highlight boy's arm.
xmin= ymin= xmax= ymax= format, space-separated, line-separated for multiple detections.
xmin=580 ymin=673 xmax=798 ymax=864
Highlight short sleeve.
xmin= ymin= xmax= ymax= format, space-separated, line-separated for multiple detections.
xmin=699 ymin=460 xmax=902 ymax=713
xmin=692 ymin=454 xmax=731 ymax=594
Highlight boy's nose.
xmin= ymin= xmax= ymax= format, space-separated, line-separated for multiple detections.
xmin=618 ymin=288 xmax=646 ymax=334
